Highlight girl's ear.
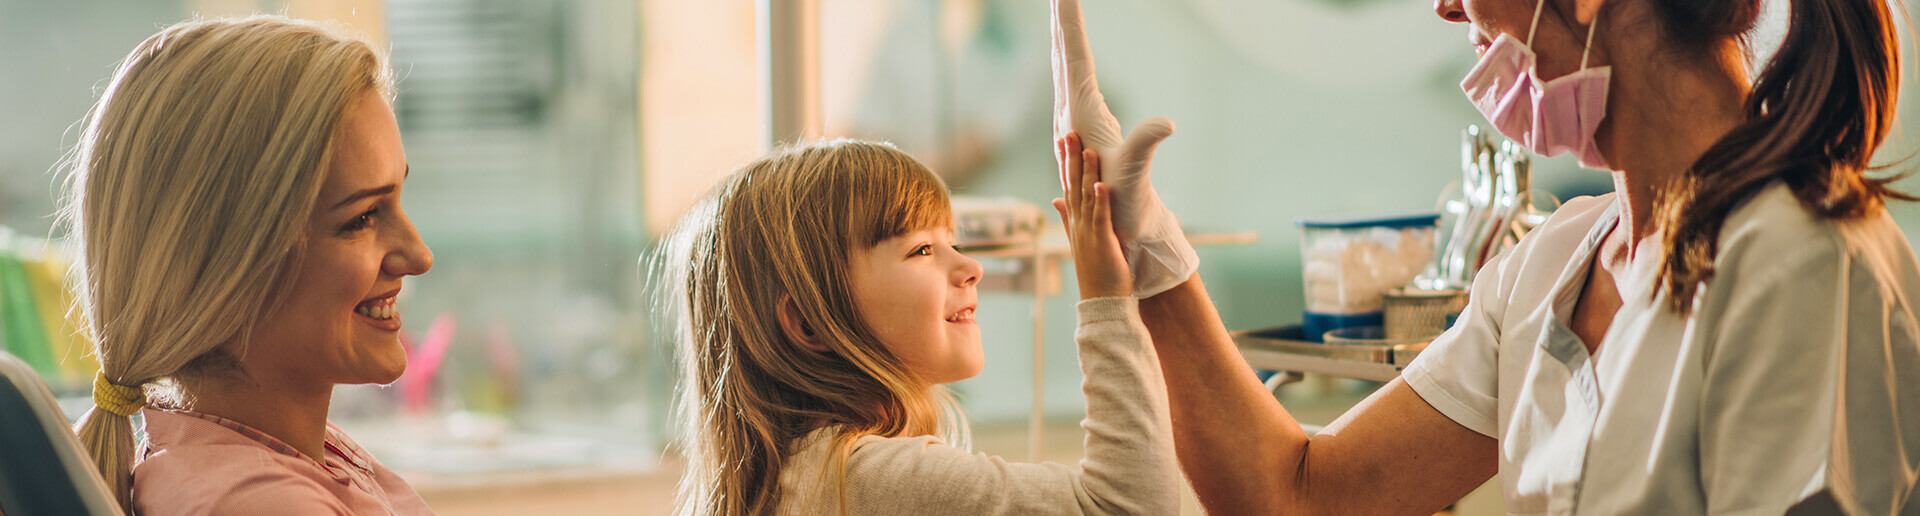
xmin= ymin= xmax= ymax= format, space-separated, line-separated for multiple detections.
xmin=778 ymin=295 xmax=832 ymax=353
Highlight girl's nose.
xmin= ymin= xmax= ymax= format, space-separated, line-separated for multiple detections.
xmin=952 ymin=253 xmax=982 ymax=288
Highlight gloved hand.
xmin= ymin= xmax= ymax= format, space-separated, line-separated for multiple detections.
xmin=1051 ymin=0 xmax=1197 ymax=298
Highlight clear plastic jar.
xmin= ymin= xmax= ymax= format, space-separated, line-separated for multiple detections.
xmin=1296 ymin=213 xmax=1438 ymax=341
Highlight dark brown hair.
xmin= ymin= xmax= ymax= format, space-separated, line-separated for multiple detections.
xmin=1653 ymin=0 xmax=1910 ymax=312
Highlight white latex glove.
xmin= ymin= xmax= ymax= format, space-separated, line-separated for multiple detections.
xmin=1051 ymin=0 xmax=1197 ymax=298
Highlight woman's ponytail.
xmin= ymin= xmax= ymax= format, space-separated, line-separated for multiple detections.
xmin=73 ymin=370 xmax=147 ymax=513
xmin=1655 ymin=0 xmax=1909 ymax=312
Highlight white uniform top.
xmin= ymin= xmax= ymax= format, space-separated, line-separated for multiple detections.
xmin=1402 ymin=182 xmax=1920 ymax=515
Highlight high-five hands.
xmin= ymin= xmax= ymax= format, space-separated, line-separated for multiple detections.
xmin=1054 ymin=133 xmax=1132 ymax=300
xmin=1051 ymin=0 xmax=1197 ymax=298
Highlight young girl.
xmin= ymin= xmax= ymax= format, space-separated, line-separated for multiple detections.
xmin=660 ymin=137 xmax=1178 ymax=514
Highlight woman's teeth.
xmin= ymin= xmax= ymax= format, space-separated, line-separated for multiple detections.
xmin=946 ymin=308 xmax=974 ymax=322
xmin=355 ymin=297 xmax=397 ymax=320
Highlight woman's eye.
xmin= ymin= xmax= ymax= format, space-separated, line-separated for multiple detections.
xmin=342 ymin=209 xmax=379 ymax=233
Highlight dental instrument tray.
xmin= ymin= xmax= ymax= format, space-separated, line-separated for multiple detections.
xmin=1232 ymin=324 xmax=1428 ymax=382
xmin=951 ymin=196 xmax=1045 ymax=248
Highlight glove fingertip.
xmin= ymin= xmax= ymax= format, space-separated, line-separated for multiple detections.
xmin=1134 ymin=117 xmax=1176 ymax=139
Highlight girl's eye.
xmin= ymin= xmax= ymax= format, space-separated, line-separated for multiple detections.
xmin=950 ymin=245 xmax=964 ymax=253
xmin=912 ymin=244 xmax=934 ymax=257
xmin=341 ymin=208 xmax=379 ymax=233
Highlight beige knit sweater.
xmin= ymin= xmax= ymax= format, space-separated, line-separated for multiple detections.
xmin=775 ymin=297 xmax=1179 ymax=515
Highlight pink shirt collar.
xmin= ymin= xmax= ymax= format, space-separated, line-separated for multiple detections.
xmin=134 ymin=407 xmax=434 ymax=515
xmin=143 ymin=408 xmax=368 ymax=481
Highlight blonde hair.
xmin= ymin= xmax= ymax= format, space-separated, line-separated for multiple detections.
xmin=57 ymin=15 xmax=394 ymax=511
xmin=659 ymin=140 xmax=969 ymax=515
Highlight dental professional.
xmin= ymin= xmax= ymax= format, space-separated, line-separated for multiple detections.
xmin=67 ymin=16 xmax=435 ymax=515
xmin=1051 ymin=0 xmax=1920 ymax=513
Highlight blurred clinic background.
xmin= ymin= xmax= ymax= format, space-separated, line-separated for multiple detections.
xmin=1 ymin=0 xmax=1917 ymax=514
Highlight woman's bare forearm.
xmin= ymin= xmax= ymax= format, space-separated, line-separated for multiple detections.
xmin=1137 ymin=273 xmax=1312 ymax=511
xmin=1137 ymin=274 xmax=1499 ymax=514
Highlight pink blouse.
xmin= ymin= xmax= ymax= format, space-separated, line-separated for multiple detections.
xmin=132 ymin=408 xmax=434 ymax=515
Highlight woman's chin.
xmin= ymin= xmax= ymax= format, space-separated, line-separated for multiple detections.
xmin=367 ymin=364 xmax=406 ymax=385
xmin=350 ymin=345 xmax=409 ymax=385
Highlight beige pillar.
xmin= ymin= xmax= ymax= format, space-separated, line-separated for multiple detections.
xmin=638 ymin=0 xmax=762 ymax=235
xmin=187 ymin=0 xmax=387 ymax=47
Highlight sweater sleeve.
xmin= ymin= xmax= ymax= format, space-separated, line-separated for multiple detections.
xmin=836 ymin=297 xmax=1180 ymax=515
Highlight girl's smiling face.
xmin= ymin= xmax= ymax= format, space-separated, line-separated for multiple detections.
xmin=241 ymin=91 xmax=434 ymax=387
xmin=847 ymin=227 xmax=984 ymax=385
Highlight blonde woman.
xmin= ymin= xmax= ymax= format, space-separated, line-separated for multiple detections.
xmin=660 ymin=137 xmax=1177 ymax=514
xmin=64 ymin=16 xmax=435 ymax=514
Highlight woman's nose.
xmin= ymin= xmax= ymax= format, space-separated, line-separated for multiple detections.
xmin=1435 ymin=0 xmax=1469 ymax=23
xmin=384 ymin=209 xmax=434 ymax=277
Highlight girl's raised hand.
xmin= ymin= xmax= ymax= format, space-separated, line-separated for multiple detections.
xmin=1053 ymin=132 xmax=1132 ymax=300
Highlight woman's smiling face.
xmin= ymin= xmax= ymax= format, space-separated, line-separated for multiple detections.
xmin=1438 ymin=0 xmax=1602 ymax=80
xmin=241 ymin=91 xmax=433 ymax=387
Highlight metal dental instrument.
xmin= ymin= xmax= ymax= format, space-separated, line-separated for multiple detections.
xmin=1425 ymin=126 xmax=1493 ymax=290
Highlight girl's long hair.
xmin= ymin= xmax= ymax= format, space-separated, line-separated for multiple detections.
xmin=657 ymin=140 xmax=969 ymax=515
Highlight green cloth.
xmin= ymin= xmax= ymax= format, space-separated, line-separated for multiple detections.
xmin=0 ymin=248 xmax=54 ymax=375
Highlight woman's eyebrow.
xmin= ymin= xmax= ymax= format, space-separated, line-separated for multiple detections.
xmin=331 ymin=184 xmax=396 ymax=210
xmin=330 ymin=165 xmax=408 ymax=210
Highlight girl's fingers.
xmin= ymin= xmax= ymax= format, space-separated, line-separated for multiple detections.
xmin=1080 ymin=150 xmax=1099 ymax=221
xmin=1051 ymin=197 xmax=1069 ymax=228
xmin=1066 ymin=137 xmax=1085 ymax=206
xmin=1087 ymin=145 xmax=1103 ymax=184
xmin=1055 ymin=137 xmax=1069 ymax=191
xmin=1093 ymin=182 xmax=1113 ymax=234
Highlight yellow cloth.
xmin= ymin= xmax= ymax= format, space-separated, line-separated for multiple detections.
xmin=24 ymin=252 xmax=94 ymax=382
xmin=93 ymin=371 xmax=145 ymax=417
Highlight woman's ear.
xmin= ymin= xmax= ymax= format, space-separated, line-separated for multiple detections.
xmin=1574 ymin=0 xmax=1607 ymax=24
xmin=777 ymin=295 xmax=831 ymax=353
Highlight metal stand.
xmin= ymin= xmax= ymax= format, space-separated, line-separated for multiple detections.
xmin=1028 ymin=242 xmax=1046 ymax=461
xmin=1233 ymin=325 xmax=1427 ymax=382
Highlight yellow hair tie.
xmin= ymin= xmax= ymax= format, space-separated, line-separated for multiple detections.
xmin=93 ymin=371 xmax=146 ymax=417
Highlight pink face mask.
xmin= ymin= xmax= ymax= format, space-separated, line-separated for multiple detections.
xmin=1460 ymin=0 xmax=1611 ymax=169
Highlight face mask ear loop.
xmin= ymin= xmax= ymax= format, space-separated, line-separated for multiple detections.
xmin=1574 ymin=6 xmax=1602 ymax=164
xmin=1578 ymin=8 xmax=1600 ymax=70
xmin=1524 ymin=0 xmax=1548 ymax=47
